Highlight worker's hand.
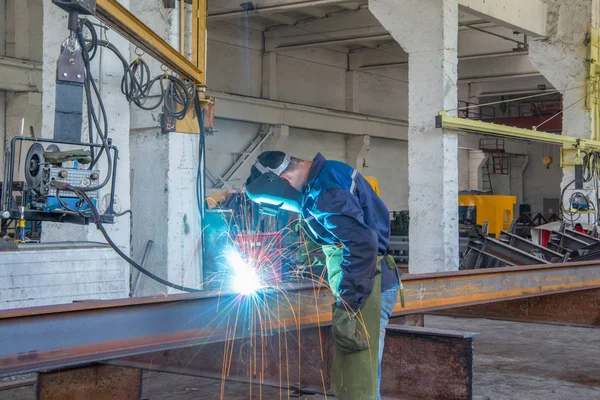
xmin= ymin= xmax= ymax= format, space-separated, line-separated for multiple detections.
xmin=331 ymin=304 xmax=368 ymax=354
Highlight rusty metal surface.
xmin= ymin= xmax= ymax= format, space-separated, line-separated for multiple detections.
xmin=0 ymin=262 xmax=599 ymax=377
xmin=37 ymin=365 xmax=142 ymax=400
xmin=389 ymin=314 xmax=425 ymax=327
xmin=434 ymin=288 xmax=600 ymax=327
xmin=381 ymin=325 xmax=475 ymax=400
xmin=113 ymin=324 xmax=476 ymax=400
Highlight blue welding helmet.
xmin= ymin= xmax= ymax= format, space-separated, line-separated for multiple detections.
xmin=245 ymin=152 xmax=303 ymax=215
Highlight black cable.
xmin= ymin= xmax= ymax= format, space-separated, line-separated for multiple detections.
xmin=195 ymin=93 xmax=205 ymax=217
xmin=71 ymin=186 xmax=202 ymax=293
xmin=115 ymin=209 xmax=132 ymax=217
xmin=73 ymin=20 xmax=112 ymax=190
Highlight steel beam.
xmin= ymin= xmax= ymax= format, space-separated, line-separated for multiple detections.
xmin=499 ymin=231 xmax=565 ymax=263
xmin=437 ymin=114 xmax=600 ymax=151
xmin=0 ymin=262 xmax=599 ymax=377
xmin=95 ymin=0 xmax=204 ymax=84
xmin=435 ymin=288 xmax=600 ymax=327
xmin=113 ymin=324 xmax=476 ymax=400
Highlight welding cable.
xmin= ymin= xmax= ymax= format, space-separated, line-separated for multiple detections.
xmin=74 ymin=20 xmax=113 ymax=191
xmin=194 ymin=92 xmax=206 ymax=219
xmin=90 ymin=38 xmax=194 ymax=119
xmin=68 ymin=185 xmax=202 ymax=293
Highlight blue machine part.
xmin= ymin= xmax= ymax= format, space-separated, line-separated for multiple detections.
xmin=45 ymin=197 xmax=96 ymax=212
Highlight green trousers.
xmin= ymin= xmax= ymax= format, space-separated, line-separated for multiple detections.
xmin=323 ymin=245 xmax=382 ymax=400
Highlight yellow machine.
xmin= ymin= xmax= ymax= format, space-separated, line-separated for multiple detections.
xmin=364 ymin=176 xmax=381 ymax=196
xmin=459 ymin=194 xmax=516 ymax=238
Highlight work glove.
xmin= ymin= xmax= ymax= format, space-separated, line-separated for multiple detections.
xmin=331 ymin=304 xmax=368 ymax=354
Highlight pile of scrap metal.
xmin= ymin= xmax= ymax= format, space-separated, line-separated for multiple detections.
xmin=512 ymin=212 xmax=562 ymax=238
xmin=460 ymin=223 xmax=600 ymax=269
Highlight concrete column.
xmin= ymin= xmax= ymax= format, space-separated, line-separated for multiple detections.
xmin=346 ymin=134 xmax=370 ymax=173
xmin=263 ymin=52 xmax=278 ymax=100
xmin=529 ymin=0 xmax=594 ymax=222
xmin=345 ymin=71 xmax=360 ymax=113
xmin=370 ymin=0 xmax=459 ymax=272
xmin=263 ymin=124 xmax=289 ymax=150
xmin=129 ymin=2 xmax=202 ymax=295
xmin=40 ymin=1 xmax=131 ymax=251
xmin=510 ymin=155 xmax=530 ymax=214
xmin=468 ymin=150 xmax=486 ymax=191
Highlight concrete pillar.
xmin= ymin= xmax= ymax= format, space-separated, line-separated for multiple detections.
xmin=529 ymin=0 xmax=594 ymax=223
xmin=263 ymin=52 xmax=278 ymax=100
xmin=370 ymin=0 xmax=459 ymax=272
xmin=129 ymin=2 xmax=202 ymax=295
xmin=468 ymin=150 xmax=486 ymax=191
xmin=130 ymin=132 xmax=202 ymax=296
xmin=40 ymin=1 xmax=131 ymax=251
xmin=510 ymin=155 xmax=530 ymax=214
xmin=346 ymin=71 xmax=360 ymax=113
xmin=263 ymin=124 xmax=289 ymax=150
xmin=346 ymin=135 xmax=370 ymax=173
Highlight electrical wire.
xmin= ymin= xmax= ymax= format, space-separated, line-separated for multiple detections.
xmin=69 ymin=185 xmax=202 ymax=293
xmin=444 ymin=82 xmax=593 ymax=113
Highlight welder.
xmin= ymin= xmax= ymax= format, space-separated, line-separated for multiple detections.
xmin=245 ymin=151 xmax=402 ymax=400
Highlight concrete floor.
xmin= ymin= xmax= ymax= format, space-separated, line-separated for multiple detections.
xmin=1 ymin=316 xmax=598 ymax=400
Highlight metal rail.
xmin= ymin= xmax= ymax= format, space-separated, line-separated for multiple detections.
xmin=437 ymin=114 xmax=600 ymax=150
xmin=1 ymin=262 xmax=599 ymax=377
xmin=95 ymin=0 xmax=205 ymax=84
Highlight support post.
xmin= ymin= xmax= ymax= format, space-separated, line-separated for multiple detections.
xmin=37 ymin=365 xmax=142 ymax=400
xmin=263 ymin=52 xmax=279 ymax=100
xmin=370 ymin=0 xmax=460 ymax=272
xmin=346 ymin=134 xmax=370 ymax=173
xmin=345 ymin=71 xmax=360 ymax=113
xmin=264 ymin=124 xmax=289 ymax=150
xmin=529 ymin=1 xmax=594 ymax=221
xmin=468 ymin=150 xmax=486 ymax=191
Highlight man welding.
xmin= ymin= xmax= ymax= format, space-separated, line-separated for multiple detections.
xmin=245 ymin=151 xmax=401 ymax=400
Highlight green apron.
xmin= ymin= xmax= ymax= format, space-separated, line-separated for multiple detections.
xmin=323 ymin=245 xmax=384 ymax=400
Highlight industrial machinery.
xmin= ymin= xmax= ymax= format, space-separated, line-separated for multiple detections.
xmin=458 ymin=193 xmax=516 ymax=238
xmin=0 ymin=0 xmax=213 ymax=292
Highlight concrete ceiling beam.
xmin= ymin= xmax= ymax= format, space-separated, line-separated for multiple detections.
xmin=208 ymin=0 xmax=364 ymax=21
xmin=458 ymin=0 xmax=548 ymax=37
xmin=263 ymin=13 xmax=298 ymax=25
xmin=0 ymin=56 xmax=42 ymax=92
xmin=300 ymin=7 xmax=329 ymax=19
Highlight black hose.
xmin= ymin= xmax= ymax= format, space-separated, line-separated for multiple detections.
xmin=72 ymin=187 xmax=202 ymax=293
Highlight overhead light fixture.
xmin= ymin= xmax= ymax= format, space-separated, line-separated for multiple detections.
xmin=240 ymin=2 xmax=255 ymax=11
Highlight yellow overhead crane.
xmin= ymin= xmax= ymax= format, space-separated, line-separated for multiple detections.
xmin=94 ymin=0 xmax=213 ymax=134
xmin=437 ymin=27 xmax=600 ymax=168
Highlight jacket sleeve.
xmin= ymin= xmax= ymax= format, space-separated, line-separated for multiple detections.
xmin=314 ymin=188 xmax=378 ymax=311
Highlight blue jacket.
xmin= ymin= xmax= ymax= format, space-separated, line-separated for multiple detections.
xmin=301 ymin=153 xmax=397 ymax=311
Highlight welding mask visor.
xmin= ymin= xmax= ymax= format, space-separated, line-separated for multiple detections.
xmin=245 ymin=155 xmax=303 ymax=215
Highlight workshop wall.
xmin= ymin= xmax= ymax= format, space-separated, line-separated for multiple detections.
xmin=364 ymin=137 xmax=409 ymax=211
xmin=206 ymin=21 xmax=263 ymax=97
xmin=275 ymin=48 xmax=347 ymax=110
xmin=523 ymin=143 xmax=562 ymax=214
